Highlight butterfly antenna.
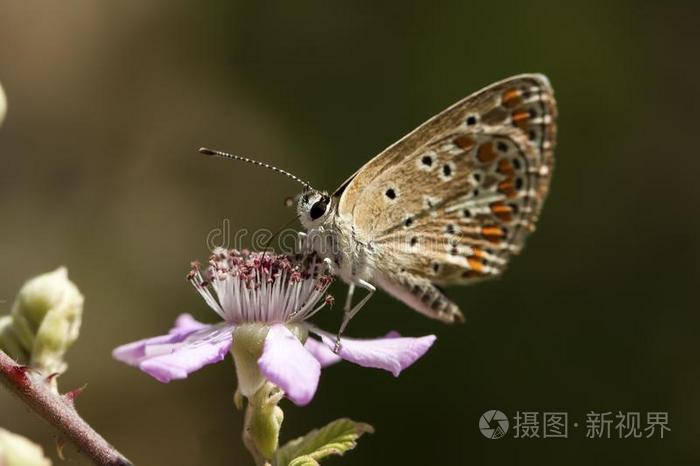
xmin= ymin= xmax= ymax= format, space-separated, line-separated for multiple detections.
xmin=199 ymin=147 xmax=316 ymax=191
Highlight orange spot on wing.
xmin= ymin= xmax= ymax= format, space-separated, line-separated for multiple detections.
xmin=482 ymin=225 xmax=505 ymax=242
xmin=454 ymin=135 xmax=475 ymax=150
xmin=512 ymin=111 xmax=530 ymax=122
xmin=490 ymin=202 xmax=513 ymax=222
xmin=497 ymin=158 xmax=514 ymax=175
xmin=498 ymin=178 xmax=517 ymax=198
xmin=477 ymin=142 xmax=498 ymax=163
xmin=467 ymin=257 xmax=484 ymax=272
xmin=512 ymin=111 xmax=530 ymax=129
xmin=501 ymin=89 xmax=522 ymax=108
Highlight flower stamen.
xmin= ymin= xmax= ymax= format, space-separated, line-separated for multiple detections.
xmin=186 ymin=248 xmax=334 ymax=325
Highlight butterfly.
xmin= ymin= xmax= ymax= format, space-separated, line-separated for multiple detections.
xmin=201 ymin=74 xmax=557 ymax=343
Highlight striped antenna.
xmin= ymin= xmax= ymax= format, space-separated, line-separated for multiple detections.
xmin=199 ymin=147 xmax=315 ymax=191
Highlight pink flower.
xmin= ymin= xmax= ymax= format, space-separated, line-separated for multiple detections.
xmin=113 ymin=249 xmax=436 ymax=406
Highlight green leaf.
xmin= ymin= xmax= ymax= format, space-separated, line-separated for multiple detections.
xmin=288 ymin=455 xmax=319 ymax=466
xmin=275 ymin=418 xmax=373 ymax=466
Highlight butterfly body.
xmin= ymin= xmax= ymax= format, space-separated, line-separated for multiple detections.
xmin=298 ymin=192 xmax=376 ymax=284
xmin=299 ymin=191 xmax=465 ymax=324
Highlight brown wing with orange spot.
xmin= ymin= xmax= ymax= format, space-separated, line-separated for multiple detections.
xmin=336 ymin=74 xmax=557 ymax=286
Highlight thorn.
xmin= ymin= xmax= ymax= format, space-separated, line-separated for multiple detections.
xmin=64 ymin=384 xmax=88 ymax=405
xmin=9 ymin=364 xmax=30 ymax=386
xmin=56 ymin=437 xmax=67 ymax=460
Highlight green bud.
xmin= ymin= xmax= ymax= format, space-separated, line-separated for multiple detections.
xmin=0 ymin=428 xmax=52 ymax=466
xmin=9 ymin=267 xmax=84 ymax=376
xmin=0 ymin=316 xmax=28 ymax=362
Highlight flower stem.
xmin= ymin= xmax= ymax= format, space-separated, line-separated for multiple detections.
xmin=0 ymin=351 xmax=132 ymax=466
xmin=242 ymin=382 xmax=284 ymax=466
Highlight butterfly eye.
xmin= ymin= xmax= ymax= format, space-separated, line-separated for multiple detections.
xmin=309 ymin=196 xmax=329 ymax=220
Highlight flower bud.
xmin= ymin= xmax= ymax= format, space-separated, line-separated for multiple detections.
xmin=0 ymin=428 xmax=52 ymax=466
xmin=9 ymin=267 xmax=84 ymax=376
xmin=0 ymin=315 xmax=28 ymax=362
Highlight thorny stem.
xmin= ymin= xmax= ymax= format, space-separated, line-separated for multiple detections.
xmin=0 ymin=351 xmax=132 ymax=466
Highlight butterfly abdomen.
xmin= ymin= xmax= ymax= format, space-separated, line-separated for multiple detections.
xmin=374 ymin=272 xmax=464 ymax=323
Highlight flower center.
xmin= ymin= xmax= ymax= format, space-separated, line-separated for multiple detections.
xmin=187 ymin=248 xmax=333 ymax=325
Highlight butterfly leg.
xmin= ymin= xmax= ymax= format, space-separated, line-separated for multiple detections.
xmin=343 ymin=283 xmax=356 ymax=313
xmin=334 ymin=279 xmax=375 ymax=353
xmin=295 ymin=231 xmax=308 ymax=253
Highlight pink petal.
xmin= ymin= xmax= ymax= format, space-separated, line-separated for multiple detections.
xmin=112 ymin=314 xmax=234 ymax=383
xmin=112 ymin=313 xmax=208 ymax=365
xmin=304 ymin=337 xmax=342 ymax=368
xmin=258 ymin=324 xmax=321 ymax=406
xmin=314 ymin=329 xmax=436 ymax=377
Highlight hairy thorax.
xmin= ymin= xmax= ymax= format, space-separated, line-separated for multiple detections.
xmin=306 ymin=214 xmax=376 ymax=284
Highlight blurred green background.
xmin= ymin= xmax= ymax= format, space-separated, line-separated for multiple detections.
xmin=1 ymin=1 xmax=698 ymax=464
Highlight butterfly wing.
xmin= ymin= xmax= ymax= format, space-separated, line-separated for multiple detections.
xmin=335 ymin=74 xmax=557 ymax=322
